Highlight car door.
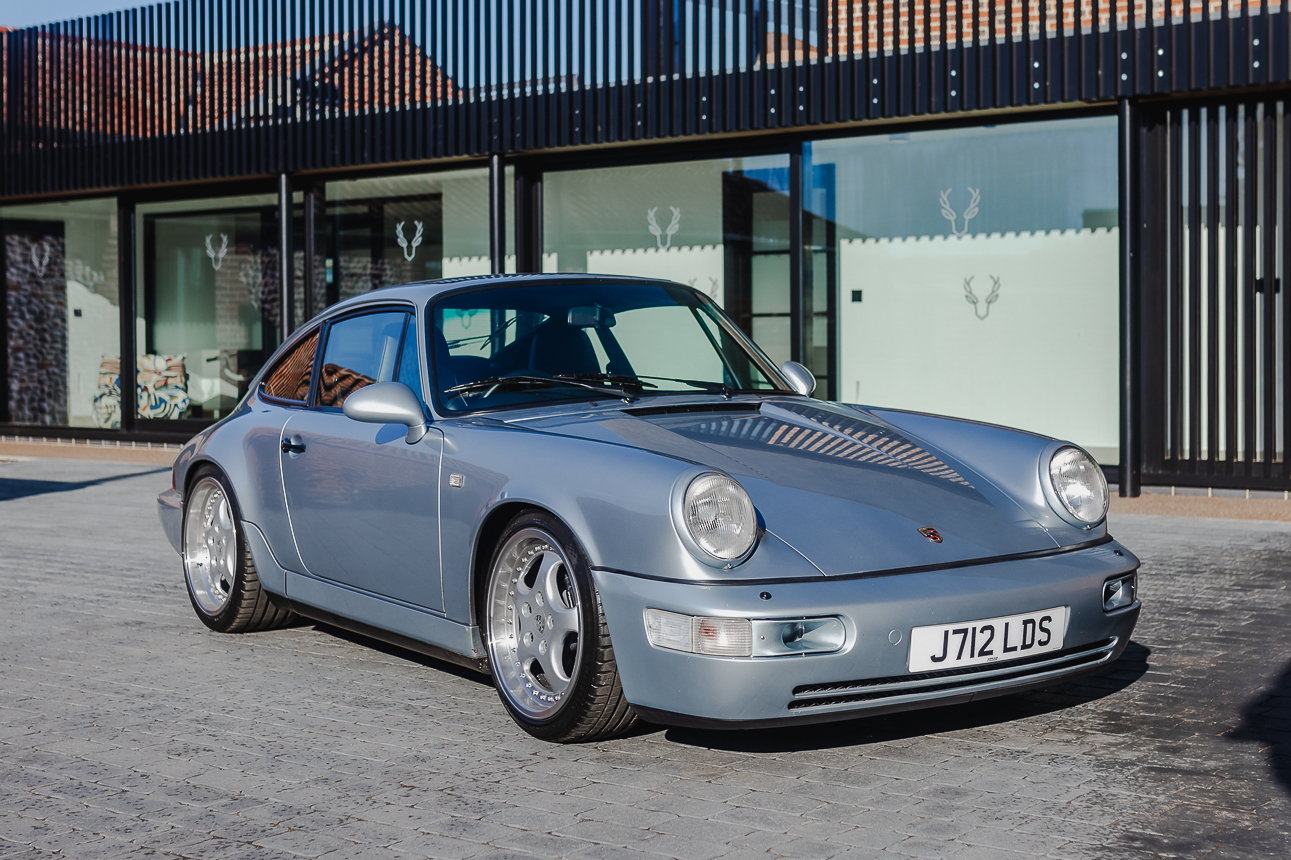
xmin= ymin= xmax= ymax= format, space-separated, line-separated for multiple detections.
xmin=280 ymin=307 xmax=445 ymax=612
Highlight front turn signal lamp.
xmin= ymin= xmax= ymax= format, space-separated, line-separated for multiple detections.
xmin=644 ymin=609 xmax=845 ymax=657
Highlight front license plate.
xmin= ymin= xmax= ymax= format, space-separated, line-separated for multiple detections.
xmin=908 ymin=606 xmax=1067 ymax=673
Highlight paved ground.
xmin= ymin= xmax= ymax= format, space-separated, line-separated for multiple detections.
xmin=0 ymin=458 xmax=1287 ymax=860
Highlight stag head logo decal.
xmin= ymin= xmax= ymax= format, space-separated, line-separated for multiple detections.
xmin=963 ymin=276 xmax=1002 ymax=320
xmin=647 ymin=207 xmax=681 ymax=249
xmin=29 ymin=240 xmax=52 ymax=278
xmin=939 ymin=188 xmax=980 ymax=237
xmin=204 ymin=234 xmax=229 ymax=270
xmin=396 ymin=221 xmax=424 ymax=261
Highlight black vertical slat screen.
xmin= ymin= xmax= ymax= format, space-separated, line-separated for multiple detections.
xmin=7 ymin=0 xmax=1291 ymax=195
xmin=1145 ymin=95 xmax=1291 ymax=489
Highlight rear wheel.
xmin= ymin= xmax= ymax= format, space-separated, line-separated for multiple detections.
xmin=182 ymin=467 xmax=295 ymax=633
xmin=483 ymin=511 xmax=639 ymax=742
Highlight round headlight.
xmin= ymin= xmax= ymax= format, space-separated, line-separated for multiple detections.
xmin=1048 ymin=446 xmax=1108 ymax=525
xmin=682 ymin=474 xmax=758 ymax=561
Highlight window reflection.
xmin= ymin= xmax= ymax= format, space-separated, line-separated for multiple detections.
xmin=808 ymin=117 xmax=1119 ymax=463
xmin=542 ymin=157 xmax=795 ymax=371
xmin=139 ymin=194 xmax=282 ymax=421
xmin=263 ymin=330 xmax=319 ymax=402
xmin=317 ymin=312 xmax=408 ymax=408
xmin=1 ymin=198 xmax=120 ymax=428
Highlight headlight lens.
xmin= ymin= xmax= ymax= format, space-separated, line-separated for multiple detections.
xmin=682 ymin=473 xmax=758 ymax=560
xmin=1048 ymin=446 xmax=1109 ymax=524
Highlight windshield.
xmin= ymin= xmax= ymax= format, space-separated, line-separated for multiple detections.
xmin=431 ymin=281 xmax=787 ymax=412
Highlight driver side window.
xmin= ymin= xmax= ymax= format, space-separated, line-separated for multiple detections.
xmin=316 ymin=311 xmax=409 ymax=408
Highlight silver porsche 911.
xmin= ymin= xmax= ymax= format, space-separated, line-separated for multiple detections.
xmin=158 ymin=274 xmax=1141 ymax=743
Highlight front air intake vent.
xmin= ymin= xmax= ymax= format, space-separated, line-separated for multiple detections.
xmin=621 ymin=402 xmax=761 ymax=418
xmin=789 ymin=638 xmax=1117 ymax=711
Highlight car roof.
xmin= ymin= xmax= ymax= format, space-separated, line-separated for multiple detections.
xmin=324 ymin=272 xmax=691 ymax=314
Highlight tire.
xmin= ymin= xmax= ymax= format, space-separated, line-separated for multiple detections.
xmin=483 ymin=511 xmax=639 ymax=743
xmin=182 ymin=466 xmax=296 ymax=633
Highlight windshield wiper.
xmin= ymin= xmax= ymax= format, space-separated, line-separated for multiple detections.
xmin=556 ymin=373 xmax=657 ymax=390
xmin=633 ymin=375 xmax=735 ymax=398
xmin=562 ymin=372 xmax=734 ymax=396
xmin=445 ymin=374 xmax=635 ymax=402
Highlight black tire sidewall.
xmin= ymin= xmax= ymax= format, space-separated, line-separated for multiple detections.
xmin=485 ymin=511 xmax=602 ymax=739
xmin=182 ymin=465 xmax=248 ymax=632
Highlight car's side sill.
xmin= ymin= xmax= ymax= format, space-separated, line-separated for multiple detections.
xmin=283 ymin=598 xmax=490 ymax=675
xmin=284 ymin=571 xmax=489 ymax=674
xmin=593 ymin=534 xmax=1116 ymax=587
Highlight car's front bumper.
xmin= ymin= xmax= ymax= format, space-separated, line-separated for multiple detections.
xmin=593 ymin=539 xmax=1141 ymax=728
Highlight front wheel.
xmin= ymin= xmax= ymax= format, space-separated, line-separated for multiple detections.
xmin=483 ymin=511 xmax=639 ymax=742
xmin=182 ymin=467 xmax=295 ymax=633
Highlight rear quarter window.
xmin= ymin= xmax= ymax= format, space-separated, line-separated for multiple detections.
xmin=261 ymin=330 xmax=319 ymax=402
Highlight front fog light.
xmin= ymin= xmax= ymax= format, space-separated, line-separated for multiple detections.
xmin=752 ymin=617 xmax=847 ymax=656
xmin=1103 ymin=573 xmax=1137 ymax=611
xmin=645 ymin=609 xmax=843 ymax=657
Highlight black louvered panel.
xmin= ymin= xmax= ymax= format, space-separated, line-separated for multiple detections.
xmin=1142 ymin=96 xmax=1291 ymax=490
xmin=2 ymin=0 xmax=1290 ymax=196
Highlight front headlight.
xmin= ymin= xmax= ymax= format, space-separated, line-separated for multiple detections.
xmin=681 ymin=473 xmax=758 ymax=562
xmin=1048 ymin=446 xmax=1109 ymax=525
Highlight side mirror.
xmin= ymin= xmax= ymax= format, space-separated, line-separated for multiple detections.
xmin=342 ymin=382 xmax=430 ymax=444
xmin=780 ymin=361 xmax=816 ymax=397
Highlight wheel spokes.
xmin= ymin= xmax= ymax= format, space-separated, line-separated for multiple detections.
xmin=487 ymin=530 xmax=585 ymax=717
xmin=184 ymin=479 xmax=238 ymax=615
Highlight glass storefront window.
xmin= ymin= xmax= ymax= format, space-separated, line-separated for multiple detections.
xmin=1 ymin=198 xmax=121 ymax=428
xmin=543 ymin=156 xmax=794 ymax=365
xmin=808 ymin=117 xmax=1120 ymax=463
xmin=321 ymin=167 xmax=513 ymax=313
xmin=137 ymin=193 xmax=282 ymax=422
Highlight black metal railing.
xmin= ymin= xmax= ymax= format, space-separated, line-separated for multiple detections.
xmin=1139 ymin=94 xmax=1291 ymax=488
xmin=3 ymin=0 xmax=1289 ymax=196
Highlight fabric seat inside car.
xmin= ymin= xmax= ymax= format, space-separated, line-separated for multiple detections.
xmin=432 ymin=327 xmax=458 ymax=391
xmin=528 ymin=320 xmax=602 ymax=377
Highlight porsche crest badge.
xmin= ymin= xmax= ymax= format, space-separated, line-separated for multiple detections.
xmin=918 ymin=527 xmax=943 ymax=543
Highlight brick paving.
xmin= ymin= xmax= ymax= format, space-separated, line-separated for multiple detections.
xmin=0 ymin=457 xmax=1287 ymax=859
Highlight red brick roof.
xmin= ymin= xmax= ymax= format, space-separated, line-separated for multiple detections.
xmin=5 ymin=24 xmax=457 ymax=137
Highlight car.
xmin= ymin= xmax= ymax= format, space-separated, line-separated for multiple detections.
xmin=157 ymin=273 xmax=1141 ymax=743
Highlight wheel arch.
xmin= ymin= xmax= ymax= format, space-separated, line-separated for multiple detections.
xmin=470 ymin=500 xmax=560 ymax=630
xmin=183 ymin=456 xmax=229 ymax=499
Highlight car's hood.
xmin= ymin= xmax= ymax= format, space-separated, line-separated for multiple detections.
xmin=511 ymin=397 xmax=1060 ymax=575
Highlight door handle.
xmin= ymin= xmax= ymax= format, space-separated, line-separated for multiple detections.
xmin=281 ymin=437 xmax=307 ymax=454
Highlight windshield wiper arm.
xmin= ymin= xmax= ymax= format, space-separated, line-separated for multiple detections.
xmin=556 ymin=373 xmax=657 ymax=390
xmin=633 ymin=375 xmax=735 ymax=397
xmin=445 ymin=374 xmax=635 ymax=401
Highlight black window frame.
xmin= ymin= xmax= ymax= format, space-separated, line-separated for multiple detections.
xmin=310 ymin=302 xmax=417 ymax=413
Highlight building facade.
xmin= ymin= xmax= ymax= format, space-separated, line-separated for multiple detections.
xmin=1 ymin=0 xmax=1287 ymax=494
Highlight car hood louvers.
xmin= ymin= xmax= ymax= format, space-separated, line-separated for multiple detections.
xmin=525 ymin=398 xmax=1059 ymax=576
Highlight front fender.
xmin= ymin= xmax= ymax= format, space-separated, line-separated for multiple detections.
xmin=438 ymin=420 xmax=824 ymax=624
xmin=863 ymin=406 xmax=1109 ymax=546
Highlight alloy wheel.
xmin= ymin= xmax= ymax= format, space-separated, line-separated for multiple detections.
xmin=486 ymin=528 xmax=583 ymax=720
xmin=183 ymin=477 xmax=239 ymax=616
